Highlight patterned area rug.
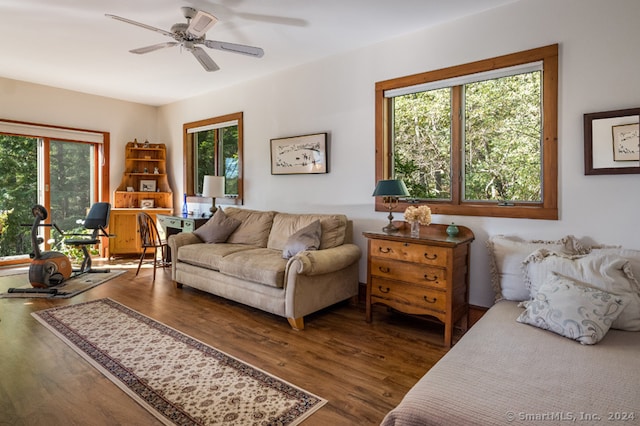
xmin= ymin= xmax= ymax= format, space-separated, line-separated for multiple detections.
xmin=32 ymin=299 xmax=326 ymax=425
xmin=0 ymin=270 xmax=126 ymax=298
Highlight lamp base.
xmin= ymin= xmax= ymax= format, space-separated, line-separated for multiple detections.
xmin=382 ymin=208 xmax=399 ymax=233
xmin=382 ymin=222 xmax=399 ymax=233
xmin=209 ymin=198 xmax=217 ymax=214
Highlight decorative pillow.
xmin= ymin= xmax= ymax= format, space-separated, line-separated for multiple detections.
xmin=517 ymin=274 xmax=624 ymax=345
xmin=590 ymin=247 xmax=640 ymax=288
xmin=282 ymin=220 xmax=322 ymax=259
xmin=193 ymin=208 xmax=241 ymax=244
xmin=224 ymin=208 xmax=276 ymax=247
xmin=267 ymin=213 xmax=347 ymax=251
xmin=522 ymin=250 xmax=640 ymax=331
xmin=486 ymin=235 xmax=589 ymax=302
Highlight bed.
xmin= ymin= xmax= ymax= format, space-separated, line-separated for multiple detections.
xmin=382 ymin=235 xmax=640 ymax=426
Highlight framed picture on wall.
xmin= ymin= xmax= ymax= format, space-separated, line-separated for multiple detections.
xmin=584 ymin=107 xmax=640 ymax=175
xmin=140 ymin=179 xmax=156 ymax=192
xmin=270 ymin=133 xmax=328 ymax=175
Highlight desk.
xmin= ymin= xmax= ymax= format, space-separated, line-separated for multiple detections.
xmin=157 ymin=214 xmax=209 ymax=261
xmin=157 ymin=214 xmax=209 ymax=235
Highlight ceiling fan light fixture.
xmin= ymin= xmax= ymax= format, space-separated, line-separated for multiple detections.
xmin=188 ymin=10 xmax=218 ymax=38
xmin=108 ymin=7 xmax=263 ymax=72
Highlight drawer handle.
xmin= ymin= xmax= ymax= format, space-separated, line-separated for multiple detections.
xmin=423 ymin=253 xmax=438 ymax=261
xmin=378 ymin=247 xmax=392 ymax=254
xmin=378 ymin=266 xmax=391 ymax=273
xmin=423 ymin=274 xmax=438 ymax=282
xmin=378 ymin=286 xmax=390 ymax=294
xmin=423 ymin=296 xmax=437 ymax=304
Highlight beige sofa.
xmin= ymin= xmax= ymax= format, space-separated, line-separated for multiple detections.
xmin=168 ymin=207 xmax=361 ymax=330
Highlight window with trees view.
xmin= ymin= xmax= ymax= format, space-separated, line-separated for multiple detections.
xmin=184 ymin=112 xmax=243 ymax=204
xmin=375 ymin=44 xmax=558 ymax=219
xmin=0 ymin=121 xmax=109 ymax=265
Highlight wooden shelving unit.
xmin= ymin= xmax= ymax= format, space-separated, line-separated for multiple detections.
xmin=113 ymin=141 xmax=173 ymax=209
xmin=110 ymin=141 xmax=173 ymax=257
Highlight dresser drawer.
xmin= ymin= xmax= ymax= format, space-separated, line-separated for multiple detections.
xmin=370 ymin=257 xmax=446 ymax=289
xmin=371 ymin=277 xmax=447 ymax=313
xmin=370 ymin=239 xmax=448 ymax=267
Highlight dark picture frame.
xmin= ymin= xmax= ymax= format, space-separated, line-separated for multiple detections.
xmin=139 ymin=179 xmax=157 ymax=192
xmin=584 ymin=107 xmax=640 ymax=175
xmin=270 ymin=133 xmax=328 ymax=175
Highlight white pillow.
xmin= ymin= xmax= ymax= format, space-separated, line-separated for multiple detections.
xmin=522 ymin=250 xmax=640 ymax=331
xmin=590 ymin=247 xmax=640 ymax=284
xmin=486 ymin=235 xmax=589 ymax=302
xmin=517 ymin=274 xmax=624 ymax=345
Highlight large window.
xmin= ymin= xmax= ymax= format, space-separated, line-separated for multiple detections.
xmin=375 ymin=44 xmax=558 ymax=219
xmin=184 ymin=112 xmax=243 ymax=204
xmin=0 ymin=120 xmax=109 ymax=265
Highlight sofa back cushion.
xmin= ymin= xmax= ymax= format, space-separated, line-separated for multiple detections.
xmin=267 ymin=213 xmax=347 ymax=251
xmin=224 ymin=208 xmax=276 ymax=247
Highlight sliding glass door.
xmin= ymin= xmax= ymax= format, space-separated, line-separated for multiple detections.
xmin=48 ymin=140 xmax=95 ymax=232
xmin=0 ymin=134 xmax=38 ymax=261
xmin=0 ymin=134 xmax=104 ymax=265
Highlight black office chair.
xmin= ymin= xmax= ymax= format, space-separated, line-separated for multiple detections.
xmin=64 ymin=202 xmax=112 ymax=275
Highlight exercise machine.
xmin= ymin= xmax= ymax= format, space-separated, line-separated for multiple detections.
xmin=26 ymin=204 xmax=72 ymax=288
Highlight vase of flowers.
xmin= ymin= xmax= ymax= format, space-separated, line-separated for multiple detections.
xmin=404 ymin=205 xmax=432 ymax=237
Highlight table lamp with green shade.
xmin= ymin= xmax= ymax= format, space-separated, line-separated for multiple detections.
xmin=372 ymin=179 xmax=409 ymax=233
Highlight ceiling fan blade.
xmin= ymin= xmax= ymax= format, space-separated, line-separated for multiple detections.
xmin=191 ymin=47 xmax=220 ymax=72
xmin=130 ymin=42 xmax=178 ymax=54
xmin=186 ymin=10 xmax=218 ymax=38
xmin=203 ymin=40 xmax=264 ymax=58
xmin=105 ymin=14 xmax=174 ymax=38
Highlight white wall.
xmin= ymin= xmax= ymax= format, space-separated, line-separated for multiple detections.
xmin=159 ymin=0 xmax=640 ymax=307
xmin=3 ymin=0 xmax=638 ymax=307
xmin=0 ymin=77 xmax=158 ymax=194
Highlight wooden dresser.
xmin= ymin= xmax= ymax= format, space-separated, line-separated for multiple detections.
xmin=364 ymin=224 xmax=474 ymax=348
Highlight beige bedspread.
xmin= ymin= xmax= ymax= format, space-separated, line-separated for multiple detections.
xmin=382 ymin=301 xmax=640 ymax=426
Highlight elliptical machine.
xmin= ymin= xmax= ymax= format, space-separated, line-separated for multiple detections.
xmin=26 ymin=204 xmax=72 ymax=288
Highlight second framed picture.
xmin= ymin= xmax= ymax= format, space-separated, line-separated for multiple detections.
xmin=270 ymin=133 xmax=328 ymax=175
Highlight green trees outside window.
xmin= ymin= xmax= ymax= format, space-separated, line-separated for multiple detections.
xmin=393 ymin=71 xmax=542 ymax=203
xmin=0 ymin=135 xmax=38 ymax=257
xmin=376 ymin=44 xmax=558 ymax=219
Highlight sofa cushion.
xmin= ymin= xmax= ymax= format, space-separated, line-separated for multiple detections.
xmin=267 ymin=213 xmax=347 ymax=251
xmin=219 ymin=248 xmax=288 ymax=288
xmin=282 ymin=220 xmax=322 ymax=259
xmin=224 ymin=208 xmax=276 ymax=247
xmin=177 ymin=243 xmax=259 ymax=271
xmin=193 ymin=208 xmax=241 ymax=243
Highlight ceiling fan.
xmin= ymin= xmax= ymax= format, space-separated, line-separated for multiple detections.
xmin=106 ymin=6 xmax=264 ymax=72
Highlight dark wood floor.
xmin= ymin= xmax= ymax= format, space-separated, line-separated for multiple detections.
xmin=0 ymin=261 xmax=455 ymax=425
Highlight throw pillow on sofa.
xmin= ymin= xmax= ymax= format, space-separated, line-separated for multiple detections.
xmin=282 ymin=220 xmax=322 ymax=259
xmin=193 ymin=208 xmax=241 ymax=243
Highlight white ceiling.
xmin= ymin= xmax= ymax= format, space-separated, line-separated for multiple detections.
xmin=0 ymin=0 xmax=517 ymax=106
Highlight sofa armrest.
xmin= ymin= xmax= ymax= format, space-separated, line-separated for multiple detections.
xmin=168 ymin=232 xmax=203 ymax=280
xmin=168 ymin=232 xmax=202 ymax=253
xmin=288 ymin=243 xmax=361 ymax=276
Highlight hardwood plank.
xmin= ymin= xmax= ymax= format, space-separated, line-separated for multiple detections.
xmin=0 ymin=262 xmax=455 ymax=425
